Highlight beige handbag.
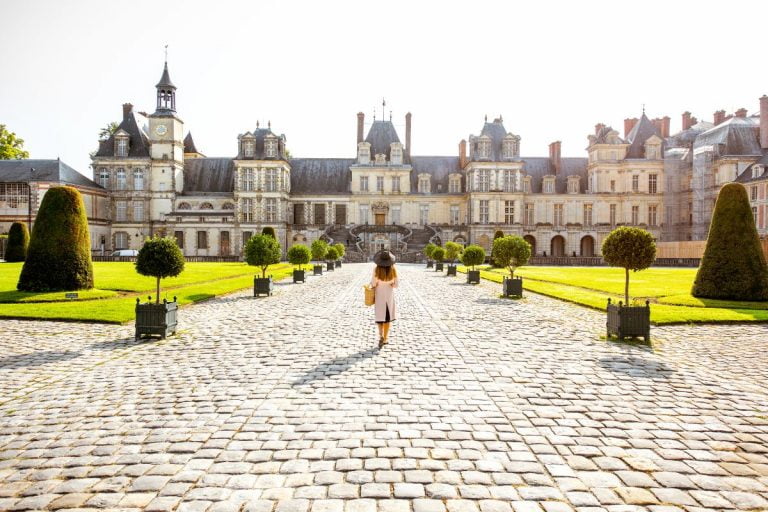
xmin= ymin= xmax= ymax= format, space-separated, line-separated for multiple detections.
xmin=363 ymin=285 xmax=375 ymax=306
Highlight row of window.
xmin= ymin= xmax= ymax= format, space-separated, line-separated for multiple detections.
xmin=177 ymin=202 xmax=235 ymax=210
xmin=241 ymin=198 xmax=279 ymax=222
xmin=472 ymin=136 xmax=520 ymax=160
xmin=358 ymin=175 xmax=463 ymax=194
xmin=241 ymin=138 xmax=279 ymax=158
xmin=0 ymin=183 xmax=29 ymax=209
xmin=239 ymin=168 xmax=284 ymax=192
xmin=598 ymin=174 xmax=659 ymax=194
xmin=99 ymin=168 xmax=145 ymax=191
xmin=114 ymin=201 xmax=144 ymax=222
xmin=475 ymin=200 xmax=659 ymax=227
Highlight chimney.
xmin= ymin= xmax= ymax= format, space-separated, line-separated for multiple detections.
xmin=595 ymin=123 xmax=606 ymax=136
xmin=624 ymin=118 xmax=639 ymax=138
xmin=459 ymin=139 xmax=467 ymax=168
xmin=549 ymin=141 xmax=562 ymax=174
xmin=761 ymin=96 xmax=768 ymax=149
xmin=682 ymin=111 xmax=693 ymax=131
xmin=714 ymin=110 xmax=726 ymax=126
xmin=122 ymin=103 xmax=133 ymax=119
xmin=654 ymin=116 xmax=671 ymax=138
xmin=357 ymin=112 xmax=365 ymax=143
xmin=405 ymin=112 xmax=412 ymax=161
xmin=735 ymin=108 xmax=748 ymax=118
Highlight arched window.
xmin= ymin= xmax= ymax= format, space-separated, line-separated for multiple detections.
xmin=222 ymin=202 xmax=235 ymax=210
xmin=200 ymin=202 xmax=214 ymax=210
xmin=177 ymin=202 xmax=191 ymax=210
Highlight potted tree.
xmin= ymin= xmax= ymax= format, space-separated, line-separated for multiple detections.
xmin=333 ymin=243 xmax=346 ymax=268
xmin=492 ymin=235 xmax=531 ymax=298
xmin=444 ymin=241 xmax=461 ymax=276
xmin=325 ymin=246 xmax=339 ymax=271
xmin=424 ymin=243 xmax=436 ymax=268
xmin=287 ymin=244 xmax=311 ymax=283
xmin=461 ymin=245 xmax=485 ymax=284
xmin=246 ymin=233 xmax=282 ymax=297
xmin=311 ymin=239 xmax=328 ymax=275
xmin=602 ymin=227 xmax=656 ymax=342
xmin=134 ymin=236 xmax=185 ymax=340
xmin=432 ymin=246 xmax=445 ymax=272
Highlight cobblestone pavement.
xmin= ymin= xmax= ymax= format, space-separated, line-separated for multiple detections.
xmin=0 ymin=263 xmax=767 ymax=512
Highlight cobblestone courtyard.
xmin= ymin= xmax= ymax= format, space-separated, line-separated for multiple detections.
xmin=1 ymin=263 xmax=767 ymax=512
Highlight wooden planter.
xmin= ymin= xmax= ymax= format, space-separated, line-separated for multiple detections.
xmin=435 ymin=263 xmax=444 ymax=271
xmin=503 ymin=276 xmax=523 ymax=297
xmin=467 ymin=270 xmax=481 ymax=284
xmin=607 ymin=299 xmax=650 ymax=342
xmin=327 ymin=261 xmax=335 ymax=271
xmin=135 ymin=298 xmax=177 ymax=340
xmin=426 ymin=261 xmax=434 ymax=268
xmin=313 ymin=265 xmax=323 ymax=275
xmin=446 ymin=264 xmax=457 ymax=276
xmin=293 ymin=269 xmax=305 ymax=283
xmin=254 ymin=276 xmax=273 ymax=297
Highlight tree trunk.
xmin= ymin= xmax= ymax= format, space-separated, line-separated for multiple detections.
xmin=624 ymin=267 xmax=629 ymax=304
xmin=262 ymin=266 xmax=267 ymax=279
xmin=509 ymin=266 xmax=515 ymax=278
xmin=156 ymin=276 xmax=161 ymax=304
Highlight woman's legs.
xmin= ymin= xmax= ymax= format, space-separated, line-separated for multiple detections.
xmin=382 ymin=322 xmax=390 ymax=340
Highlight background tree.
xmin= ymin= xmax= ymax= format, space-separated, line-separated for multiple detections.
xmin=424 ymin=243 xmax=436 ymax=261
xmin=444 ymin=241 xmax=462 ymax=263
xmin=246 ymin=234 xmax=282 ymax=279
xmin=287 ymin=244 xmax=311 ymax=270
xmin=261 ymin=226 xmax=276 ymax=239
xmin=492 ymin=235 xmax=532 ymax=278
xmin=460 ymin=245 xmax=486 ymax=271
xmin=310 ymin=239 xmax=328 ymax=263
xmin=135 ymin=236 xmax=185 ymax=304
xmin=491 ymin=230 xmax=505 ymax=266
xmin=692 ymin=183 xmax=768 ymax=300
xmin=432 ymin=246 xmax=445 ymax=263
xmin=18 ymin=187 xmax=94 ymax=291
xmin=98 ymin=121 xmax=119 ymax=141
xmin=0 ymin=124 xmax=30 ymax=160
xmin=326 ymin=246 xmax=339 ymax=262
xmin=601 ymin=226 xmax=657 ymax=304
xmin=5 ymin=222 xmax=30 ymax=262
xmin=333 ymin=242 xmax=346 ymax=260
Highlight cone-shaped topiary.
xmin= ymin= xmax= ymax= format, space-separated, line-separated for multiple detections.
xmin=287 ymin=244 xmax=311 ymax=270
xmin=601 ymin=226 xmax=656 ymax=304
xmin=460 ymin=245 xmax=486 ymax=271
xmin=261 ymin=226 xmax=276 ymax=239
xmin=17 ymin=186 xmax=94 ymax=291
xmin=246 ymin=234 xmax=282 ymax=278
xmin=135 ymin=236 xmax=186 ymax=304
xmin=5 ymin=222 xmax=30 ymax=262
xmin=692 ymin=183 xmax=768 ymax=300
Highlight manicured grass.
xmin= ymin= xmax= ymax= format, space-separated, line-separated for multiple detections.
xmin=0 ymin=262 xmax=294 ymax=323
xmin=456 ymin=265 xmax=768 ymax=325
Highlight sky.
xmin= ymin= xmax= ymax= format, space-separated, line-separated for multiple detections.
xmin=1 ymin=0 xmax=767 ymax=177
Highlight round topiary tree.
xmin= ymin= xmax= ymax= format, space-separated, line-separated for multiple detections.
xmin=432 ymin=246 xmax=445 ymax=263
xmin=262 ymin=226 xmax=276 ymax=239
xmin=692 ymin=183 xmax=768 ymax=300
xmin=310 ymin=239 xmax=328 ymax=263
xmin=424 ymin=243 xmax=436 ymax=261
xmin=5 ymin=222 xmax=30 ymax=262
xmin=326 ymin=246 xmax=339 ymax=262
xmin=135 ymin=236 xmax=186 ymax=303
xmin=17 ymin=186 xmax=94 ymax=292
xmin=461 ymin=244 xmax=486 ymax=271
xmin=246 ymin=234 xmax=282 ymax=279
xmin=333 ymin=242 xmax=346 ymax=261
xmin=444 ymin=241 xmax=462 ymax=263
xmin=493 ymin=235 xmax=532 ymax=278
xmin=287 ymin=244 xmax=311 ymax=270
xmin=601 ymin=226 xmax=657 ymax=304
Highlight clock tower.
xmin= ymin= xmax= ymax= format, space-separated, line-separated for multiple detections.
xmin=148 ymin=60 xmax=185 ymax=220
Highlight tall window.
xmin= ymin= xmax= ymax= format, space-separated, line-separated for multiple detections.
xmin=649 ymin=174 xmax=657 ymax=194
xmin=752 ymin=186 xmax=758 ymax=201
xmin=115 ymin=200 xmax=127 ymax=221
xmin=553 ymin=204 xmax=564 ymax=226
xmin=265 ymin=168 xmax=278 ymax=192
xmin=479 ymin=200 xmax=489 ymax=224
xmin=583 ymin=203 xmax=593 ymax=226
xmin=242 ymin=231 xmax=253 ymax=247
xmin=753 ymin=206 xmax=758 ymax=225
xmin=544 ymin=179 xmax=555 ymax=194
xmin=477 ymin=170 xmax=490 ymax=192
xmin=610 ymin=204 xmax=617 ymax=225
xmin=631 ymin=205 xmax=639 ymax=225
xmin=419 ymin=176 xmax=430 ymax=193
xmin=504 ymin=200 xmax=515 ymax=224
xmin=243 ymin=140 xmax=255 ymax=157
xmin=242 ymin=168 xmax=255 ymax=191
xmin=174 ymin=231 xmax=184 ymax=248
xmin=359 ymin=204 xmax=369 ymax=224
xmin=133 ymin=201 xmax=144 ymax=222
xmin=568 ymin=179 xmax=579 ymax=194
xmin=133 ymin=168 xmax=144 ymax=190
xmin=99 ymin=168 xmax=109 ymax=188
xmin=114 ymin=231 xmax=128 ymax=249
xmin=391 ymin=204 xmax=401 ymax=224
xmin=376 ymin=176 xmax=384 ymax=192
xmin=419 ymin=204 xmax=430 ymax=225
xmin=116 ymin=168 xmax=126 ymax=190
xmin=360 ymin=176 xmax=369 ymax=192
xmin=523 ymin=177 xmax=531 ymax=194
xmin=449 ymin=176 xmax=461 ymax=193
xmin=392 ymin=176 xmax=400 ymax=193
xmin=241 ymin=198 xmax=254 ymax=222
xmin=524 ymin=203 xmax=534 ymax=225
xmin=450 ymin=205 xmax=460 ymax=225
xmin=477 ymin=139 xmax=491 ymax=159
xmin=502 ymin=170 xmax=515 ymax=192
xmin=632 ymin=175 xmax=639 ymax=192
xmin=197 ymin=231 xmax=208 ymax=249
xmin=116 ymin=137 xmax=128 ymax=157
xmin=265 ymin=138 xmax=277 ymax=158
xmin=610 ymin=180 xmax=616 ymax=192
xmin=648 ymin=205 xmax=658 ymax=226
xmin=265 ymin=198 xmax=277 ymax=222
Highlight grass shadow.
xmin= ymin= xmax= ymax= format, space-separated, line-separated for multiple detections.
xmin=0 ymin=350 xmax=81 ymax=368
xmin=291 ymin=347 xmax=380 ymax=386
xmin=598 ymin=355 xmax=674 ymax=378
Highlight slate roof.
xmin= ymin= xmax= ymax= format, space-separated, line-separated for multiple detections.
xmin=667 ymin=121 xmax=714 ymax=148
xmin=365 ymin=121 xmax=401 ymax=158
xmin=410 ymin=156 xmax=461 ymax=193
xmin=736 ymin=152 xmax=768 ymax=184
xmin=522 ymin=157 xmax=589 ymax=193
xmin=0 ymin=159 xmax=102 ymax=189
xmin=94 ymin=111 xmax=150 ymax=158
xmin=693 ymin=116 xmax=761 ymax=156
xmin=184 ymin=132 xmax=200 ymax=154
xmin=626 ymin=114 xmax=661 ymax=158
xmin=289 ymin=158 xmax=354 ymax=195
xmin=181 ymin=158 xmax=234 ymax=195
xmin=156 ymin=62 xmax=175 ymax=88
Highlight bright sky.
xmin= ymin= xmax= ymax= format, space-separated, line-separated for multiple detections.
xmin=1 ymin=0 xmax=766 ymax=177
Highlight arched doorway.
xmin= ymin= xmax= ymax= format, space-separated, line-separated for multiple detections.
xmin=550 ymin=235 xmax=565 ymax=257
xmin=580 ymin=235 xmax=595 ymax=257
xmin=523 ymin=235 xmax=536 ymax=256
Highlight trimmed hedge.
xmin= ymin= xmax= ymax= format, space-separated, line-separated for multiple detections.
xmin=261 ymin=226 xmax=276 ymax=239
xmin=5 ymin=222 xmax=29 ymax=262
xmin=17 ymin=187 xmax=94 ymax=291
xmin=692 ymin=183 xmax=768 ymax=300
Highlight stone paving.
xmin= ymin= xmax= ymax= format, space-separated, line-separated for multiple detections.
xmin=0 ymin=263 xmax=767 ymax=512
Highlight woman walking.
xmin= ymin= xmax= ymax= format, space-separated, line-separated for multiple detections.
xmin=371 ymin=250 xmax=398 ymax=347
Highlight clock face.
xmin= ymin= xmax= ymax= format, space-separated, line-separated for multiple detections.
xmin=155 ymin=124 xmax=167 ymax=136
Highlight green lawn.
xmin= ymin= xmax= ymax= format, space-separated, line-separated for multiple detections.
xmin=457 ymin=265 xmax=768 ymax=325
xmin=0 ymin=262 xmax=294 ymax=323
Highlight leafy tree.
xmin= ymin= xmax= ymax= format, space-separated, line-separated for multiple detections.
xmin=333 ymin=242 xmax=346 ymax=260
xmin=135 ymin=236 xmax=185 ymax=304
xmin=444 ymin=241 xmax=462 ymax=263
xmin=460 ymin=245 xmax=486 ymax=271
xmin=424 ymin=243 xmax=436 ymax=261
xmin=692 ymin=183 xmax=768 ymax=300
xmin=491 ymin=230 xmax=505 ymax=266
xmin=261 ymin=226 xmax=276 ymax=239
xmin=310 ymin=238 xmax=328 ymax=263
xmin=5 ymin=222 xmax=29 ymax=262
xmin=98 ymin=121 xmax=119 ymax=141
xmin=326 ymin=246 xmax=339 ymax=262
xmin=287 ymin=244 xmax=311 ymax=270
xmin=432 ymin=246 xmax=445 ymax=263
xmin=246 ymin=234 xmax=282 ymax=279
xmin=0 ymin=124 xmax=30 ymax=160
xmin=601 ymin=226 xmax=657 ymax=304
xmin=17 ymin=187 xmax=93 ymax=291
xmin=492 ymin=235 xmax=532 ymax=278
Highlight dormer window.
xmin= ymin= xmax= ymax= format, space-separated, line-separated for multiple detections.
xmin=375 ymin=154 xmax=386 ymax=165
xmin=567 ymin=176 xmax=580 ymax=194
xmin=477 ymin=137 xmax=491 ymax=160
xmin=390 ymin=143 xmax=403 ymax=165
xmin=753 ymin=165 xmax=763 ymax=178
xmin=357 ymin=143 xmax=371 ymax=165
xmin=115 ymin=135 xmax=129 ymax=157
xmin=543 ymin=177 xmax=555 ymax=194
xmin=243 ymin=140 xmax=255 ymax=158
xmin=418 ymin=174 xmax=431 ymax=193
xmin=265 ymin=137 xmax=278 ymax=158
xmin=449 ymin=174 xmax=462 ymax=193
xmin=523 ymin=176 xmax=532 ymax=194
xmin=502 ymin=135 xmax=520 ymax=159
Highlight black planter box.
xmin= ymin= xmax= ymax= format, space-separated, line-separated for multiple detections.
xmin=327 ymin=262 xmax=335 ymax=271
xmin=293 ymin=270 xmax=305 ymax=283
xmin=607 ymin=299 xmax=650 ymax=341
xmin=336 ymin=261 xmax=342 ymax=269
xmin=446 ymin=265 xmax=457 ymax=276
xmin=467 ymin=270 xmax=481 ymax=284
xmin=135 ymin=298 xmax=177 ymax=340
xmin=503 ymin=276 xmax=523 ymax=297
xmin=426 ymin=261 xmax=434 ymax=268
xmin=313 ymin=265 xmax=323 ymax=275
xmin=254 ymin=276 xmax=273 ymax=297
xmin=435 ymin=263 xmax=444 ymax=271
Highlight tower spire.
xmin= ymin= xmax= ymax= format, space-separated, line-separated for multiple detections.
xmin=155 ymin=51 xmax=177 ymax=114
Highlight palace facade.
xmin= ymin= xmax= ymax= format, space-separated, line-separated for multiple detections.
xmin=71 ymin=63 xmax=765 ymax=259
